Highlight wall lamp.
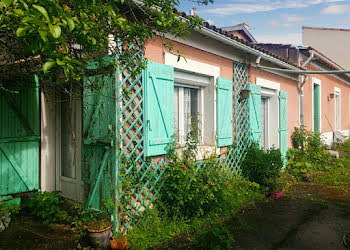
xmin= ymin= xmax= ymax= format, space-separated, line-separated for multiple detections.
xmin=328 ymin=93 xmax=334 ymax=101
xmin=239 ymin=89 xmax=251 ymax=102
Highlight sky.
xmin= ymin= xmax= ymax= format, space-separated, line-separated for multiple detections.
xmin=178 ymin=0 xmax=350 ymax=45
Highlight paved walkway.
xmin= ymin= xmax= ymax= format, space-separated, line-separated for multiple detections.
xmin=231 ymin=183 xmax=350 ymax=250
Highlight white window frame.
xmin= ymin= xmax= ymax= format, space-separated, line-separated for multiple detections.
xmin=312 ymin=77 xmax=322 ymax=132
xmin=174 ymin=84 xmax=203 ymax=145
xmin=256 ymin=78 xmax=280 ymax=149
xmin=165 ymin=53 xmax=220 ymax=149
xmin=334 ymin=87 xmax=341 ymax=131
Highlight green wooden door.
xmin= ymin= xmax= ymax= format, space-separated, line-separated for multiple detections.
xmin=0 ymin=76 xmax=40 ymax=196
xmin=82 ymin=57 xmax=117 ymax=210
xmin=314 ymin=84 xmax=320 ymax=132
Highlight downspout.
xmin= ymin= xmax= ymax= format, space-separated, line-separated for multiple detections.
xmin=299 ymin=51 xmax=314 ymax=126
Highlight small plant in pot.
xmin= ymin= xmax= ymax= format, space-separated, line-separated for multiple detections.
xmin=86 ymin=210 xmax=113 ymax=248
xmin=271 ymin=180 xmax=285 ymax=200
xmin=71 ymin=202 xmax=114 ymax=249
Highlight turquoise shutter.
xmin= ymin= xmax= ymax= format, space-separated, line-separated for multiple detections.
xmin=248 ymin=83 xmax=262 ymax=145
xmin=279 ymin=90 xmax=288 ymax=165
xmin=217 ymin=77 xmax=233 ymax=147
xmin=144 ymin=61 xmax=174 ymax=156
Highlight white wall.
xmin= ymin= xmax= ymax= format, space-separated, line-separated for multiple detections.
xmin=303 ymin=28 xmax=350 ymax=70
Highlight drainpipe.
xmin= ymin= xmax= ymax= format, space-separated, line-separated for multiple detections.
xmin=298 ymin=51 xmax=314 ymax=126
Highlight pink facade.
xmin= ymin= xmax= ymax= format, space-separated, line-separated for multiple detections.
xmin=303 ymin=64 xmax=350 ymax=133
xmin=145 ymin=35 xmax=299 ymax=148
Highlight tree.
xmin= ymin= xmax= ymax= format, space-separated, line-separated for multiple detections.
xmin=0 ymin=0 xmax=212 ymax=84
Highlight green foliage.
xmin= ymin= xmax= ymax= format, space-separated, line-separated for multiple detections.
xmin=127 ymin=209 xmax=188 ymax=250
xmin=128 ymin=172 xmax=263 ymax=249
xmin=23 ymin=191 xmax=69 ymax=225
xmin=0 ymin=200 xmax=19 ymax=217
xmin=287 ymin=126 xmax=338 ymax=180
xmin=191 ymin=224 xmax=235 ymax=250
xmin=0 ymin=0 xmax=210 ymax=82
xmin=241 ymin=142 xmax=283 ymax=192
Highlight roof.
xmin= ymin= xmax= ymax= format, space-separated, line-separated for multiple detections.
xmin=303 ymin=26 xmax=350 ymax=32
xmin=221 ymin=24 xmax=257 ymax=43
xmin=172 ymin=8 xmax=301 ymax=69
xmin=256 ymin=43 xmax=350 ymax=82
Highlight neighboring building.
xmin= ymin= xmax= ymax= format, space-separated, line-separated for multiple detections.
xmin=302 ymin=26 xmax=350 ymax=70
xmin=257 ymin=43 xmax=350 ymax=145
xmin=221 ymin=23 xmax=257 ymax=43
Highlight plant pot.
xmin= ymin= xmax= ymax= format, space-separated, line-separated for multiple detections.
xmin=88 ymin=225 xmax=112 ymax=249
xmin=271 ymin=189 xmax=284 ymax=200
xmin=110 ymin=236 xmax=127 ymax=250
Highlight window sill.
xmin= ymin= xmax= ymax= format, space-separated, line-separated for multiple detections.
xmin=175 ymin=145 xmax=220 ymax=161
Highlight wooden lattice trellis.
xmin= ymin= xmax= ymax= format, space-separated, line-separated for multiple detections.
xmin=115 ymin=46 xmax=250 ymax=232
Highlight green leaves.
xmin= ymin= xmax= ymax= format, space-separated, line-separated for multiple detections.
xmin=1 ymin=0 xmax=13 ymax=8
xmin=16 ymin=26 xmax=31 ymax=37
xmin=32 ymin=4 xmax=50 ymax=24
xmin=66 ymin=17 xmax=75 ymax=31
xmin=42 ymin=61 xmax=56 ymax=74
xmin=49 ymin=24 xmax=61 ymax=38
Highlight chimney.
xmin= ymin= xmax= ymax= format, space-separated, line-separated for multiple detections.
xmin=190 ymin=8 xmax=197 ymax=17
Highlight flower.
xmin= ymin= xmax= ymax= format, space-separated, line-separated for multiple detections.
xmin=184 ymin=165 xmax=187 ymax=169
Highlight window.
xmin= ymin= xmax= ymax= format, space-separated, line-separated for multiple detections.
xmin=174 ymin=85 xmax=202 ymax=144
xmin=335 ymin=87 xmax=341 ymax=131
xmin=261 ymin=97 xmax=269 ymax=150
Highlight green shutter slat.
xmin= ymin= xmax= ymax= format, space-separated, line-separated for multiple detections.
xmin=217 ymin=77 xmax=233 ymax=147
xmin=144 ymin=61 xmax=174 ymax=156
xmin=279 ymin=90 xmax=288 ymax=166
xmin=248 ymin=83 xmax=262 ymax=145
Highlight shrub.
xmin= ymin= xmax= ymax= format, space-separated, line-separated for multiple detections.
xmin=287 ymin=126 xmax=338 ymax=179
xmin=158 ymin=149 xmax=227 ymax=219
xmin=191 ymin=224 xmax=235 ymax=249
xmin=23 ymin=191 xmax=69 ymax=224
xmin=241 ymin=142 xmax=283 ymax=192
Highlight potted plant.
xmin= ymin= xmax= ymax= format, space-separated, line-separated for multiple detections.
xmin=83 ymin=206 xmax=114 ymax=249
xmin=271 ymin=180 xmax=285 ymax=200
xmin=71 ymin=203 xmax=113 ymax=249
xmin=110 ymin=233 xmax=128 ymax=250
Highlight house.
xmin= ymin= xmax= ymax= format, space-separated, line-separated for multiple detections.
xmin=257 ymin=43 xmax=350 ymax=145
xmin=3 ymin=8 xmax=347 ymax=232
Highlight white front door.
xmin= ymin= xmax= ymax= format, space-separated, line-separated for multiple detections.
xmin=57 ymin=90 xmax=83 ymax=201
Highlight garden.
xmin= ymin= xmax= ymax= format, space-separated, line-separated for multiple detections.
xmin=1 ymin=125 xmax=350 ymax=249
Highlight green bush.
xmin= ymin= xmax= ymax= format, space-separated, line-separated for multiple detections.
xmin=191 ymin=224 xmax=235 ymax=250
xmin=287 ymin=126 xmax=337 ymax=179
xmin=158 ymin=148 xmax=227 ymax=219
xmin=241 ymin=142 xmax=283 ymax=192
xmin=128 ymin=176 xmax=262 ymax=249
xmin=23 ymin=191 xmax=69 ymax=224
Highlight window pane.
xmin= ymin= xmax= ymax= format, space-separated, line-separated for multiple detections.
xmin=61 ymin=93 xmax=76 ymax=179
xmin=183 ymin=88 xmax=191 ymax=140
xmin=190 ymin=88 xmax=199 ymax=139
xmin=174 ymin=87 xmax=179 ymax=142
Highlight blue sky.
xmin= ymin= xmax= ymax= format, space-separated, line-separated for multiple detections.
xmin=178 ymin=0 xmax=350 ymax=45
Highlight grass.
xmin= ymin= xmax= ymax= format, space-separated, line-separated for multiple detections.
xmin=127 ymin=177 xmax=265 ymax=250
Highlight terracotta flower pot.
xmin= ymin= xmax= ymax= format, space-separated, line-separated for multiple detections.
xmin=110 ymin=236 xmax=128 ymax=250
xmin=87 ymin=225 xmax=112 ymax=249
xmin=271 ymin=189 xmax=284 ymax=200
